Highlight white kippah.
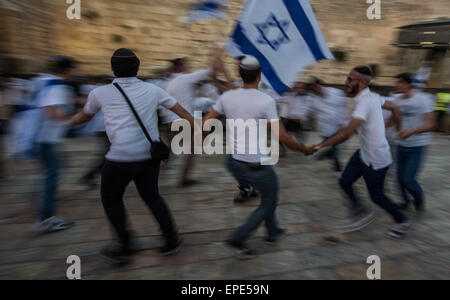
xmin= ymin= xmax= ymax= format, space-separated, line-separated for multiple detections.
xmin=239 ymin=55 xmax=260 ymax=70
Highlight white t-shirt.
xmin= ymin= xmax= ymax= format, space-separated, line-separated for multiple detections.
xmin=159 ymin=68 xmax=212 ymax=124
xmin=311 ymin=87 xmax=348 ymax=137
xmin=193 ymin=97 xmax=216 ymax=114
xmin=36 ymin=77 xmax=74 ymax=144
xmin=213 ymin=88 xmax=279 ymax=164
xmin=275 ymin=93 xmax=312 ymax=121
xmin=83 ymin=77 xmax=177 ymax=162
xmin=392 ymin=92 xmax=434 ymax=147
xmin=352 ymin=88 xmax=392 ymax=170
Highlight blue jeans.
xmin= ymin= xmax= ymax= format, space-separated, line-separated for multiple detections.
xmin=38 ymin=143 xmax=60 ymax=221
xmin=340 ymin=150 xmax=407 ymax=224
xmin=397 ymin=146 xmax=425 ymax=205
xmin=226 ymin=156 xmax=280 ymax=243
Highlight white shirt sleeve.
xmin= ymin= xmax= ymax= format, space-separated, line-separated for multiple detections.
xmin=212 ymin=95 xmax=225 ymax=115
xmin=39 ymin=86 xmax=70 ymax=107
xmin=155 ymin=87 xmax=178 ymax=109
xmin=185 ymin=68 xmax=213 ymax=85
xmin=352 ymin=98 xmax=370 ymax=121
xmin=84 ymin=90 xmax=101 ymax=115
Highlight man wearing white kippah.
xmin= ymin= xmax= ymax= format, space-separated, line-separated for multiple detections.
xmin=204 ymin=55 xmax=316 ymax=259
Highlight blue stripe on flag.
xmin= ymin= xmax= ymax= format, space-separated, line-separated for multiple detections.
xmin=282 ymin=0 xmax=326 ymax=61
xmin=232 ymin=24 xmax=289 ymax=94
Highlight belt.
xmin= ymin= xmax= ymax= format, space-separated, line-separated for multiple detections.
xmin=232 ymin=158 xmax=264 ymax=171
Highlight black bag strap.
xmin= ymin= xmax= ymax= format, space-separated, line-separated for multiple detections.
xmin=113 ymin=83 xmax=154 ymax=145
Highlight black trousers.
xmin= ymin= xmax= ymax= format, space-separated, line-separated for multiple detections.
xmin=83 ymin=133 xmax=110 ymax=180
xmin=101 ymin=159 xmax=178 ymax=249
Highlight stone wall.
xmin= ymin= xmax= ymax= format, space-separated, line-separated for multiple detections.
xmin=0 ymin=0 xmax=449 ymax=87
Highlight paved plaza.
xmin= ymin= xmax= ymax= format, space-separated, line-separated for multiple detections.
xmin=0 ymin=133 xmax=449 ymax=280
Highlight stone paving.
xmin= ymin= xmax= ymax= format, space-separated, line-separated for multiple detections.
xmin=0 ymin=132 xmax=449 ymax=280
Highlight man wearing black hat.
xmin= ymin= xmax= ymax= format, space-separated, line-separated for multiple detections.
xmin=315 ymin=66 xmax=410 ymax=239
xmin=72 ymin=49 xmax=195 ymax=263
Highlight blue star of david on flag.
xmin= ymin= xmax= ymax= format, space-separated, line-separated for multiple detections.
xmin=227 ymin=0 xmax=335 ymax=95
xmin=255 ymin=13 xmax=291 ymax=51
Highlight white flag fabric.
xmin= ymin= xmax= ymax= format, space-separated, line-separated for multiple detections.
xmin=183 ymin=0 xmax=228 ymax=23
xmin=227 ymin=0 xmax=334 ymax=95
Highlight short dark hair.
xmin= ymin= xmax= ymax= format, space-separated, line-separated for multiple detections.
xmin=395 ymin=72 xmax=413 ymax=84
xmin=310 ymin=76 xmax=324 ymax=86
xmin=353 ymin=66 xmax=373 ymax=77
xmin=48 ymin=56 xmax=76 ymax=74
xmin=170 ymin=57 xmax=187 ymax=71
xmin=111 ymin=48 xmax=140 ymax=78
xmin=239 ymin=66 xmax=261 ymax=84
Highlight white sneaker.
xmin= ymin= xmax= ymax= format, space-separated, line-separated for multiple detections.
xmin=387 ymin=222 xmax=410 ymax=239
xmin=32 ymin=216 xmax=75 ymax=233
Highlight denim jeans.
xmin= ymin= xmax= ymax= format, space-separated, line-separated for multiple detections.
xmin=101 ymin=159 xmax=178 ymax=249
xmin=38 ymin=143 xmax=60 ymax=221
xmin=339 ymin=150 xmax=407 ymax=224
xmin=397 ymin=146 xmax=426 ymax=205
xmin=226 ymin=156 xmax=280 ymax=243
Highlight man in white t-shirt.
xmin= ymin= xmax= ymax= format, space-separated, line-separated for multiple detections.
xmin=391 ymin=73 xmax=436 ymax=212
xmin=72 ymin=49 xmax=195 ymax=263
xmin=309 ymin=78 xmax=349 ymax=172
xmin=315 ymin=66 xmax=409 ymax=239
xmin=275 ymin=83 xmax=311 ymax=157
xmin=204 ymin=56 xmax=315 ymax=259
xmin=160 ymin=57 xmax=217 ymax=187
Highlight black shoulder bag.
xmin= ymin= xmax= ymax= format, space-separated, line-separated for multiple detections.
xmin=113 ymin=83 xmax=170 ymax=162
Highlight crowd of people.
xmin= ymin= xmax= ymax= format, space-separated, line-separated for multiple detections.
xmin=0 ymin=48 xmax=448 ymax=263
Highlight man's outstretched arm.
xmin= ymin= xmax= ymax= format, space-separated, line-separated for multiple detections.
xmin=315 ymin=118 xmax=364 ymax=151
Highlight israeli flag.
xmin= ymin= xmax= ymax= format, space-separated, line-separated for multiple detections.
xmin=227 ymin=0 xmax=334 ymax=95
xmin=184 ymin=0 xmax=228 ymax=23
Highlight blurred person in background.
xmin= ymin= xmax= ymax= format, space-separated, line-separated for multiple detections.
xmin=309 ymin=77 xmax=349 ymax=172
xmin=314 ymin=66 xmax=409 ymax=239
xmin=71 ymin=49 xmax=195 ymax=263
xmin=203 ymin=56 xmax=316 ymax=259
xmin=3 ymin=76 xmax=29 ymax=114
xmin=391 ymin=73 xmax=437 ymax=212
xmin=275 ymin=82 xmax=311 ymax=158
xmin=32 ymin=56 xmax=79 ymax=233
xmin=435 ymin=92 xmax=449 ymax=133
xmin=78 ymin=82 xmax=110 ymax=188
xmin=0 ymin=78 xmax=6 ymax=179
xmin=160 ymin=56 xmax=220 ymax=187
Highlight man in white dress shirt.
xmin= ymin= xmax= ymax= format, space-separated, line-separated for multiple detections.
xmin=72 ymin=49 xmax=195 ymax=263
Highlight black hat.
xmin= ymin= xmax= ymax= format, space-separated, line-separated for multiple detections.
xmin=112 ymin=48 xmax=138 ymax=58
xmin=395 ymin=72 xmax=413 ymax=84
xmin=353 ymin=66 xmax=373 ymax=77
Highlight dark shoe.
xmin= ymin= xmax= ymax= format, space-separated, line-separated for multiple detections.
xmin=398 ymin=203 xmax=411 ymax=211
xmin=234 ymin=186 xmax=258 ymax=204
xmin=100 ymin=242 xmax=133 ymax=264
xmin=265 ymin=228 xmax=287 ymax=244
xmin=179 ymin=179 xmax=200 ymax=188
xmin=226 ymin=240 xmax=256 ymax=260
xmin=79 ymin=175 xmax=98 ymax=188
xmin=414 ymin=201 xmax=426 ymax=213
xmin=160 ymin=237 xmax=184 ymax=256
